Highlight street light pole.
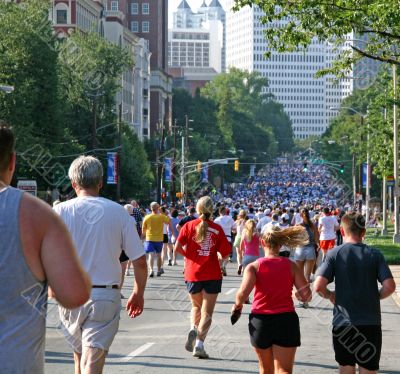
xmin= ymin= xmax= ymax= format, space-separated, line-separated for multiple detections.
xmin=116 ymin=103 xmax=122 ymax=202
xmin=365 ymin=116 xmax=371 ymax=225
xmin=382 ymin=106 xmax=388 ymax=236
xmin=393 ymin=64 xmax=400 ymax=243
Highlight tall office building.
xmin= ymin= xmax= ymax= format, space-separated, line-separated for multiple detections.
xmin=224 ymin=1 xmax=353 ymax=139
xmin=168 ymin=0 xmax=226 ymax=95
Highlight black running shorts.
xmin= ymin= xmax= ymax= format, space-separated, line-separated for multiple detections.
xmin=332 ymin=325 xmax=382 ymax=371
xmin=249 ymin=312 xmax=301 ymax=349
xmin=186 ymin=279 xmax=222 ymax=294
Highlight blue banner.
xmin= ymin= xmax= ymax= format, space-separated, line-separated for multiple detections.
xmin=201 ymin=163 xmax=208 ymax=183
xmin=107 ymin=152 xmax=118 ymax=185
xmin=362 ymin=163 xmax=371 ymax=188
xmin=165 ymin=158 xmax=172 ymax=182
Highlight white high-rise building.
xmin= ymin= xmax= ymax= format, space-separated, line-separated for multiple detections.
xmin=169 ymin=0 xmax=226 ymax=73
xmin=224 ymin=1 xmax=353 ymax=139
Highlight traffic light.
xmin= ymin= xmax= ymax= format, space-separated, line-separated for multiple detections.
xmin=340 ymin=163 xmax=345 ymax=174
xmin=303 ymin=162 xmax=308 ymax=172
xmin=197 ymin=160 xmax=202 ymax=172
xmin=234 ymin=160 xmax=239 ymax=172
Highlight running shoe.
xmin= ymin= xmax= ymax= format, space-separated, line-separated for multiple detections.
xmin=237 ymin=265 xmax=243 ymax=275
xmin=173 ymin=261 xmax=178 ymax=265
xmin=193 ymin=346 xmax=209 ymax=359
xmin=149 ymin=271 xmax=154 ymax=278
xmin=222 ymin=267 xmax=227 ymax=277
xmin=168 ymin=260 xmax=172 ymax=266
xmin=125 ymin=270 xmax=131 ymax=276
xmin=157 ymin=271 xmax=162 ymax=277
xmin=160 ymin=268 xmax=165 ymax=274
xmin=185 ymin=329 xmax=197 ymax=352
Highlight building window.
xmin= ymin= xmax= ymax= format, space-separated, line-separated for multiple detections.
xmin=142 ymin=3 xmax=149 ymax=14
xmin=131 ymin=2 xmax=138 ymax=14
xmin=56 ymin=9 xmax=68 ymax=24
xmin=142 ymin=21 xmax=149 ymax=33
xmin=131 ymin=21 xmax=139 ymax=32
xmin=111 ymin=1 xmax=118 ymax=11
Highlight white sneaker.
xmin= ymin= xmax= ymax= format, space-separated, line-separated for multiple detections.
xmin=193 ymin=346 xmax=209 ymax=359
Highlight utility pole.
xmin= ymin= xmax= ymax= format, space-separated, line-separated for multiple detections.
xmin=352 ymin=148 xmax=357 ymax=206
xmin=382 ymin=106 xmax=388 ymax=235
xmin=91 ymin=97 xmax=98 ymax=151
xmin=393 ymin=64 xmax=400 ymax=243
xmin=116 ymin=103 xmax=122 ymax=202
xmin=171 ymin=119 xmax=177 ymax=203
xmin=156 ymin=120 xmax=165 ymax=204
xmin=365 ymin=115 xmax=370 ymax=225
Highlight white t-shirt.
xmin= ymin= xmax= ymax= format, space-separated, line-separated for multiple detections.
xmin=214 ymin=215 xmax=235 ymax=238
xmin=54 ymin=196 xmax=144 ymax=285
xmin=257 ymin=216 xmax=272 ymax=232
xmin=292 ymin=212 xmax=303 ymax=225
xmin=318 ymin=215 xmax=338 ymax=240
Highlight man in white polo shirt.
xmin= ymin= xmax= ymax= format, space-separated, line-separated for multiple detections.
xmin=54 ymin=156 xmax=147 ymax=374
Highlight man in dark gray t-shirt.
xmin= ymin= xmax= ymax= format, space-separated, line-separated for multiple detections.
xmin=315 ymin=212 xmax=395 ymax=373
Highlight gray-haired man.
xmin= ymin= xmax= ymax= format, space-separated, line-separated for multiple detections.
xmin=54 ymin=155 xmax=147 ymax=374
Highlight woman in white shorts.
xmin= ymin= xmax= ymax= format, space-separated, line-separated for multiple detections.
xmin=294 ymin=208 xmax=319 ymax=308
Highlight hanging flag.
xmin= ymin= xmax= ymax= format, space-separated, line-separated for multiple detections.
xmin=201 ymin=163 xmax=209 ymax=183
xmin=107 ymin=152 xmax=118 ymax=185
xmin=250 ymin=164 xmax=256 ymax=177
xmin=165 ymin=158 xmax=172 ymax=182
xmin=362 ymin=163 xmax=372 ymax=188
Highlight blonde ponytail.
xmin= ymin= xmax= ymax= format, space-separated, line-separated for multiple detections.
xmin=194 ymin=196 xmax=214 ymax=243
xmin=262 ymin=225 xmax=309 ymax=255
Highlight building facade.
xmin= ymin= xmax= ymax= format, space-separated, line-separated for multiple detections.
xmin=127 ymin=0 xmax=172 ymax=136
xmin=224 ymin=1 xmax=353 ymax=139
xmin=50 ymin=0 xmax=152 ymax=141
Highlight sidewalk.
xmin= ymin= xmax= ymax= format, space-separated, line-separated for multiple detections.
xmin=390 ymin=265 xmax=400 ymax=306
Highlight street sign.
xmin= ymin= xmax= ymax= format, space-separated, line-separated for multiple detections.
xmin=387 ymin=175 xmax=395 ymax=187
xmin=17 ymin=180 xmax=37 ymax=196
xmin=208 ymin=159 xmax=228 ymax=165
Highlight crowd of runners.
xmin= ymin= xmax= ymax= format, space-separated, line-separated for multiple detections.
xmin=0 ymin=123 xmax=397 ymax=374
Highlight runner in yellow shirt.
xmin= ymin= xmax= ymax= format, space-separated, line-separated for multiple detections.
xmin=142 ymin=202 xmax=173 ymax=277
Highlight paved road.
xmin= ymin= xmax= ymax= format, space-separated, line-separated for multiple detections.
xmin=45 ymin=263 xmax=400 ymax=373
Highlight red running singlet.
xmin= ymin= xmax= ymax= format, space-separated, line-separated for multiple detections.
xmin=251 ymin=257 xmax=295 ymax=315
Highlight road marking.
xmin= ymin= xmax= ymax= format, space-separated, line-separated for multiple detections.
xmin=121 ymin=342 xmax=155 ymax=362
xmin=225 ymin=288 xmax=236 ymax=295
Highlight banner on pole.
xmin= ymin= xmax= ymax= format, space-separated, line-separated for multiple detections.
xmin=362 ymin=163 xmax=372 ymax=188
xmin=107 ymin=152 xmax=118 ymax=185
xmin=201 ymin=163 xmax=208 ymax=183
xmin=250 ymin=164 xmax=256 ymax=177
xmin=164 ymin=158 xmax=172 ymax=182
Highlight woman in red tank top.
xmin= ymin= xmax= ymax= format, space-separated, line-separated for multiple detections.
xmin=233 ymin=225 xmax=312 ymax=374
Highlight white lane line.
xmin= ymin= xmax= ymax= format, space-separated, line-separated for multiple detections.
xmin=121 ymin=342 xmax=155 ymax=362
xmin=225 ymin=288 xmax=236 ymax=295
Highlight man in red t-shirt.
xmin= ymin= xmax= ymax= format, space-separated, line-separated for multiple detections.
xmin=175 ymin=197 xmax=231 ymax=359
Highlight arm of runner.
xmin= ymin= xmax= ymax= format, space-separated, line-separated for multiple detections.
xmin=34 ymin=196 xmax=91 ymax=309
xmin=127 ymin=254 xmax=147 ymax=318
xmin=174 ymin=241 xmax=186 ymax=257
xmin=379 ymin=278 xmax=396 ymax=299
xmin=314 ymin=276 xmax=335 ymax=304
xmin=292 ymin=262 xmax=312 ymax=302
xmin=234 ymin=262 xmax=257 ymax=310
